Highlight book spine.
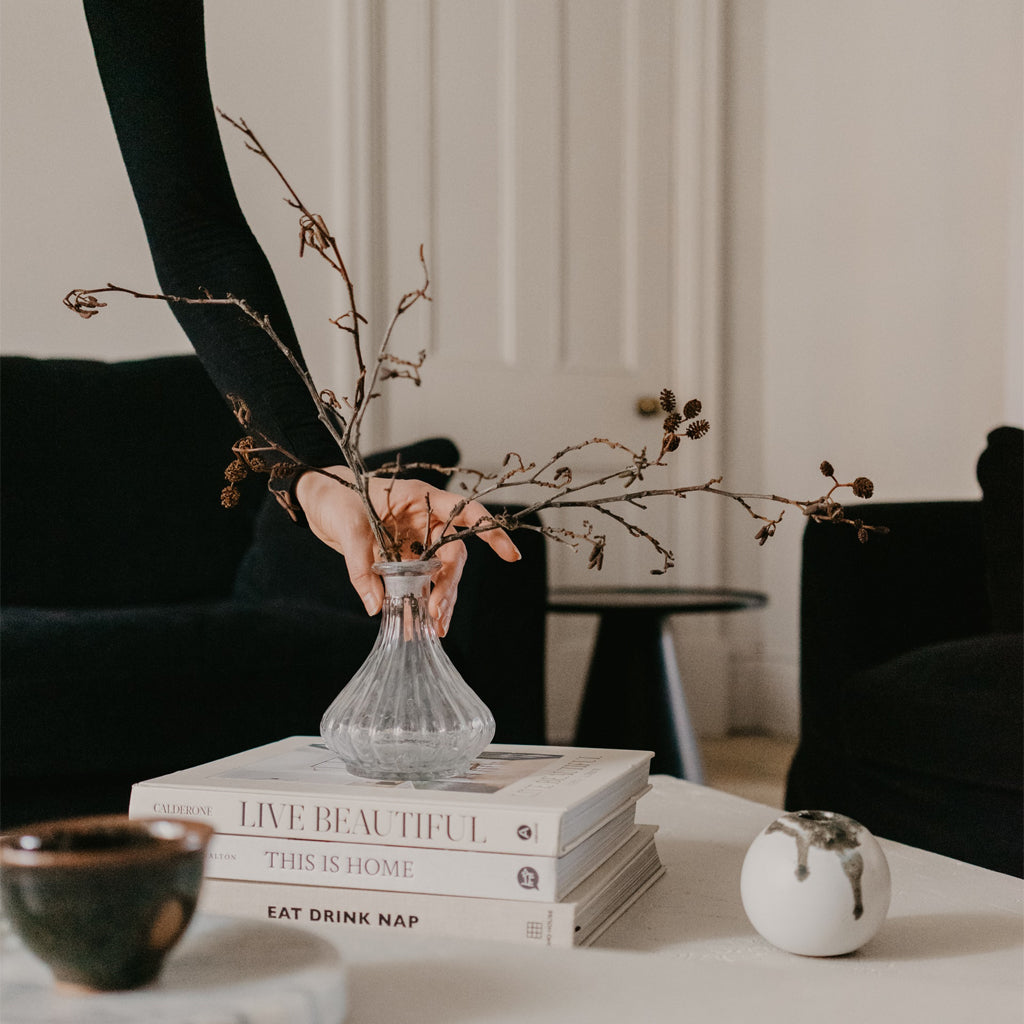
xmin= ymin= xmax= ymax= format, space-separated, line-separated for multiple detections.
xmin=129 ymin=784 xmax=567 ymax=855
xmin=199 ymin=877 xmax=582 ymax=947
xmin=204 ymin=832 xmax=575 ymax=901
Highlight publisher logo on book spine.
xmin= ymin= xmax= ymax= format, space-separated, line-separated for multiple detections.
xmin=516 ymin=824 xmax=534 ymax=841
xmin=517 ymin=866 xmax=540 ymax=891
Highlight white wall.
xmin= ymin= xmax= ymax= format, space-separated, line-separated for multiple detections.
xmin=3 ymin=0 xmax=1020 ymax=740
xmin=0 ymin=0 xmax=344 ymax=389
xmin=722 ymin=0 xmax=1023 ymax=734
xmin=1 ymin=1 xmax=174 ymax=358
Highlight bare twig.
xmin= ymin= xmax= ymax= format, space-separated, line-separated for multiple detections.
xmin=63 ymin=115 xmax=885 ymax=572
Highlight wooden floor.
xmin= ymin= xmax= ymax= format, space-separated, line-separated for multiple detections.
xmin=700 ymin=733 xmax=797 ymax=808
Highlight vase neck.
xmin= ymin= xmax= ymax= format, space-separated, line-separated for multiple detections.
xmin=375 ymin=561 xmax=439 ymax=641
xmin=375 ymin=559 xmax=438 ymax=603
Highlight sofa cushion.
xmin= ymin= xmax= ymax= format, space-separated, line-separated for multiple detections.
xmin=844 ymin=634 xmax=1023 ymax=791
xmin=0 ymin=602 xmax=377 ymax=781
xmin=1 ymin=355 xmax=260 ymax=608
xmin=840 ymin=633 xmax=1023 ymax=876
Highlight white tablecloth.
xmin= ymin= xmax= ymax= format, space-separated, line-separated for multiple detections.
xmin=333 ymin=778 xmax=1023 ymax=1023
xmin=4 ymin=777 xmax=1021 ymax=1023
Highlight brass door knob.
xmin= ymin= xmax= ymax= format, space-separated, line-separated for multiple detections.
xmin=636 ymin=396 xmax=661 ymax=417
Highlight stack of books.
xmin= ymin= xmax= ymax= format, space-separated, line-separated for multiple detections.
xmin=128 ymin=736 xmax=664 ymax=947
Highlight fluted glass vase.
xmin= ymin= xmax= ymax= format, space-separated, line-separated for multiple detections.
xmin=320 ymin=560 xmax=496 ymax=780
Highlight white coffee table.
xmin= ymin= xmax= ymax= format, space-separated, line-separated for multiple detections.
xmin=4 ymin=777 xmax=1021 ymax=1023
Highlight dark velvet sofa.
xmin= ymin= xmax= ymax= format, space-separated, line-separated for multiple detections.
xmin=786 ymin=426 xmax=1023 ymax=877
xmin=0 ymin=354 xmax=547 ymax=828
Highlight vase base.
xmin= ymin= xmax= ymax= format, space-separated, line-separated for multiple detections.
xmin=341 ymin=761 xmax=470 ymax=783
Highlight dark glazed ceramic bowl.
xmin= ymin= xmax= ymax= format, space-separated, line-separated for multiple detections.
xmin=0 ymin=814 xmax=213 ymax=992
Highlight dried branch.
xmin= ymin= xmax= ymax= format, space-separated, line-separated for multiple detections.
xmin=63 ymin=113 xmax=885 ymax=574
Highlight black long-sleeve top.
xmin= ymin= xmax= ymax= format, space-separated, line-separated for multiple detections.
xmin=83 ymin=0 xmax=340 ymax=472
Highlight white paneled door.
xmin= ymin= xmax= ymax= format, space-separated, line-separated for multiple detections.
xmin=343 ymin=0 xmax=723 ymax=592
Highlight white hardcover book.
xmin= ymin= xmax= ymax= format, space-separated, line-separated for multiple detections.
xmin=199 ymin=826 xmax=664 ymax=948
xmin=130 ymin=737 xmax=653 ymax=856
xmin=203 ymin=803 xmax=637 ymax=901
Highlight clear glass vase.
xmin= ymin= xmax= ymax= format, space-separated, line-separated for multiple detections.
xmin=320 ymin=560 xmax=496 ymax=780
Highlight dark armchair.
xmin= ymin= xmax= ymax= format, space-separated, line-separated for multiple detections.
xmin=1 ymin=355 xmax=547 ymax=828
xmin=786 ymin=427 xmax=1023 ymax=876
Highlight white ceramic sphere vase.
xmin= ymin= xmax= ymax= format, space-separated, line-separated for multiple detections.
xmin=740 ymin=809 xmax=891 ymax=956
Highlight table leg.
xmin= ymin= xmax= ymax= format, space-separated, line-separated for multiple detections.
xmin=573 ymin=609 xmax=703 ymax=780
xmin=658 ymin=617 xmax=705 ymax=784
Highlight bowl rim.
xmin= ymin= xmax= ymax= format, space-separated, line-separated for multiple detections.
xmin=0 ymin=814 xmax=213 ymax=869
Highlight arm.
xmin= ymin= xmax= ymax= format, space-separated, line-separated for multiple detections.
xmin=83 ymin=0 xmax=338 ymax=469
xmin=82 ymin=0 xmax=520 ymax=620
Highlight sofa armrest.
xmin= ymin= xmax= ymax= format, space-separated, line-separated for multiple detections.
xmin=790 ymin=500 xmax=990 ymax=819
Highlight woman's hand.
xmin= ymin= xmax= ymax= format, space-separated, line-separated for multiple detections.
xmin=295 ymin=466 xmax=521 ymax=636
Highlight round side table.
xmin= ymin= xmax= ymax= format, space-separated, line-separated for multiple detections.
xmin=548 ymin=587 xmax=768 ymax=781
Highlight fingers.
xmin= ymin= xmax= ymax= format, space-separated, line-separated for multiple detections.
xmin=325 ymin=511 xmax=384 ymax=616
xmin=429 ymin=492 xmax=523 ymax=563
xmin=297 ymin=468 xmax=383 ymax=616
xmin=429 ymin=539 xmax=467 ymax=636
xmin=344 ymin=542 xmax=384 ymax=617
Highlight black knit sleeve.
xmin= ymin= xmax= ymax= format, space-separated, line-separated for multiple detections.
xmin=82 ymin=0 xmax=341 ymax=474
